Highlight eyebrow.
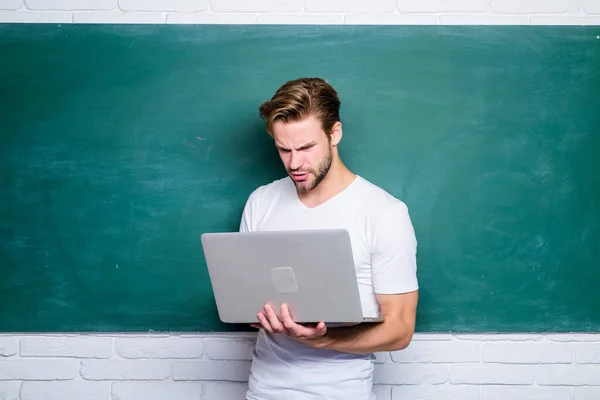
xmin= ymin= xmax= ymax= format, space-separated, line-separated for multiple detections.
xmin=276 ymin=141 xmax=317 ymax=151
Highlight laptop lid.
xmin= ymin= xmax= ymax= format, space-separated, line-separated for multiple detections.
xmin=200 ymin=229 xmax=366 ymax=324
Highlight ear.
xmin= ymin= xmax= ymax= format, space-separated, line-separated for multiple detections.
xmin=329 ymin=122 xmax=342 ymax=146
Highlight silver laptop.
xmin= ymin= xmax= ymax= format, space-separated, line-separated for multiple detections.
xmin=200 ymin=229 xmax=384 ymax=325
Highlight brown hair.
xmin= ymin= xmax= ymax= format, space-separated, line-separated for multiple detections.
xmin=259 ymin=77 xmax=341 ymax=137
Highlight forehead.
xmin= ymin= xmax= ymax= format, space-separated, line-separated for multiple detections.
xmin=272 ymin=116 xmax=327 ymax=147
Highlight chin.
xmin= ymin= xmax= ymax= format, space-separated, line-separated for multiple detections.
xmin=294 ymin=180 xmax=314 ymax=193
xmin=295 ymin=183 xmax=310 ymax=193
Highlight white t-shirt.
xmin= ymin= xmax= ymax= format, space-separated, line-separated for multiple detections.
xmin=240 ymin=175 xmax=419 ymax=400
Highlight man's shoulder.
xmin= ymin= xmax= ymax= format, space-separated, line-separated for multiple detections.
xmin=246 ymin=176 xmax=292 ymax=205
xmin=355 ymin=175 xmax=407 ymax=211
xmin=354 ymin=176 xmax=416 ymax=248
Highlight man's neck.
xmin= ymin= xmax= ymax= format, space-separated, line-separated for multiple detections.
xmin=297 ymin=161 xmax=356 ymax=209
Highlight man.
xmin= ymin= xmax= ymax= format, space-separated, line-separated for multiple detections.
xmin=240 ymin=77 xmax=419 ymax=400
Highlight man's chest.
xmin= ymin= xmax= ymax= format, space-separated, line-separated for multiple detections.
xmin=255 ymin=203 xmax=372 ymax=270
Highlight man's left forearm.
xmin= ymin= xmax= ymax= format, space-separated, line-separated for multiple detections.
xmin=305 ymin=319 xmax=413 ymax=354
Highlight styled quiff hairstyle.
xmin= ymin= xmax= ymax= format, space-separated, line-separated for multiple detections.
xmin=259 ymin=77 xmax=341 ymax=138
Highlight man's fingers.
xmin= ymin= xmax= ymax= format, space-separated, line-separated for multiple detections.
xmin=316 ymin=321 xmax=327 ymax=335
xmin=305 ymin=321 xmax=327 ymax=338
xmin=260 ymin=303 xmax=326 ymax=339
xmin=281 ymin=304 xmax=326 ymax=339
xmin=257 ymin=312 xmax=273 ymax=334
xmin=264 ymin=304 xmax=287 ymax=333
xmin=281 ymin=304 xmax=304 ymax=335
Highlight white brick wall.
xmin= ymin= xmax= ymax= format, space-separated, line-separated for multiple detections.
xmin=0 ymin=0 xmax=600 ymax=23
xmin=1 ymin=333 xmax=600 ymax=399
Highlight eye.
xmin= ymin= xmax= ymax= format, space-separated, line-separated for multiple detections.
xmin=299 ymin=144 xmax=315 ymax=152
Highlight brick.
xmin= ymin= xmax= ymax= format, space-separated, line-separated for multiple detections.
xmin=0 ymin=382 xmax=20 ymax=400
xmin=180 ymin=333 xmax=256 ymax=339
xmin=374 ymin=364 xmax=449 ymax=385
xmin=374 ymin=385 xmax=391 ymax=400
xmin=80 ymin=360 xmax=170 ymax=381
xmin=531 ymin=16 xmax=600 ymax=25
xmin=0 ymin=338 xmax=17 ymax=357
xmin=119 ymin=0 xmax=207 ymax=12
xmin=35 ymin=334 xmax=87 ymax=337
xmin=439 ymin=15 xmax=530 ymax=24
xmin=455 ymin=334 xmax=542 ymax=341
xmin=115 ymin=337 xmax=203 ymax=359
xmin=0 ymin=360 xmax=77 ymax=380
xmin=25 ymin=0 xmax=115 ymax=10
xmin=112 ymin=383 xmax=202 ymax=400
xmin=576 ymin=344 xmax=600 ymax=363
xmin=412 ymin=333 xmax=453 ymax=341
xmin=21 ymin=337 xmax=112 ymax=359
xmin=583 ymin=0 xmax=600 ymax=13
xmin=490 ymin=0 xmax=578 ymax=14
xmin=482 ymin=343 xmax=572 ymax=364
xmin=0 ymin=0 xmax=21 ymax=10
xmin=203 ymin=339 xmax=254 ymax=360
xmin=74 ymin=11 xmax=166 ymax=22
xmin=482 ymin=385 xmax=571 ymax=400
xmin=211 ymin=0 xmax=301 ymax=13
xmin=391 ymin=341 xmax=480 ymax=363
xmin=0 ymin=10 xmax=72 ymax=21
xmin=95 ymin=334 xmax=171 ymax=338
xmin=393 ymin=384 xmax=480 ymax=400
xmin=574 ymin=387 xmax=600 ymax=400
xmin=537 ymin=365 xmax=600 ymax=385
xmin=21 ymin=382 xmax=111 ymax=400
xmin=305 ymin=0 xmax=395 ymax=13
xmin=345 ymin=14 xmax=437 ymax=24
xmin=166 ymin=12 xmax=255 ymax=23
xmin=203 ymin=382 xmax=249 ymax=400
xmin=172 ymin=361 xmax=251 ymax=382
xmin=450 ymin=364 xmax=534 ymax=385
xmin=397 ymin=0 xmax=487 ymax=13
xmin=547 ymin=334 xmax=600 ymax=342
xmin=257 ymin=13 xmax=343 ymax=24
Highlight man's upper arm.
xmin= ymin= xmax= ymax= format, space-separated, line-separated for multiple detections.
xmin=371 ymin=200 xmax=419 ymax=295
xmin=376 ymin=290 xmax=419 ymax=341
xmin=239 ymin=200 xmax=252 ymax=233
xmin=239 ymin=189 xmax=259 ymax=233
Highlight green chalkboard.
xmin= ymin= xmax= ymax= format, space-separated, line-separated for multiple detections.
xmin=1 ymin=24 xmax=599 ymax=332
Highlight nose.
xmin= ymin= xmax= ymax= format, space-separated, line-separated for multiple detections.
xmin=289 ymin=150 xmax=302 ymax=171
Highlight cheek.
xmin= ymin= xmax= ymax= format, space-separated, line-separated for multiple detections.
xmin=279 ymin=152 xmax=291 ymax=166
xmin=310 ymin=151 xmax=326 ymax=166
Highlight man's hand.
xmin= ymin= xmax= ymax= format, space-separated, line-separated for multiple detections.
xmin=250 ymin=303 xmax=327 ymax=340
xmin=251 ymin=291 xmax=419 ymax=354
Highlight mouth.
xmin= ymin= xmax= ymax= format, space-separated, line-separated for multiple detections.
xmin=291 ymin=172 xmax=309 ymax=182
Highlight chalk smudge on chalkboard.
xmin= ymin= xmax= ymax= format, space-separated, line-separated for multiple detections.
xmin=186 ymin=142 xmax=195 ymax=148
xmin=197 ymin=137 xmax=206 ymax=141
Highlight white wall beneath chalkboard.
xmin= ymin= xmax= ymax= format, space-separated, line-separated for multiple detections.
xmin=0 ymin=0 xmax=599 ymax=25
xmin=1 ymin=332 xmax=600 ymax=400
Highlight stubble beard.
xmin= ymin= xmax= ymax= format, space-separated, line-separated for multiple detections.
xmin=292 ymin=149 xmax=333 ymax=193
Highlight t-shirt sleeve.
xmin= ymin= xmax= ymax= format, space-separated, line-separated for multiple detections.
xmin=239 ymin=189 xmax=258 ymax=233
xmin=371 ymin=200 xmax=419 ymax=294
xmin=239 ymin=202 xmax=251 ymax=233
